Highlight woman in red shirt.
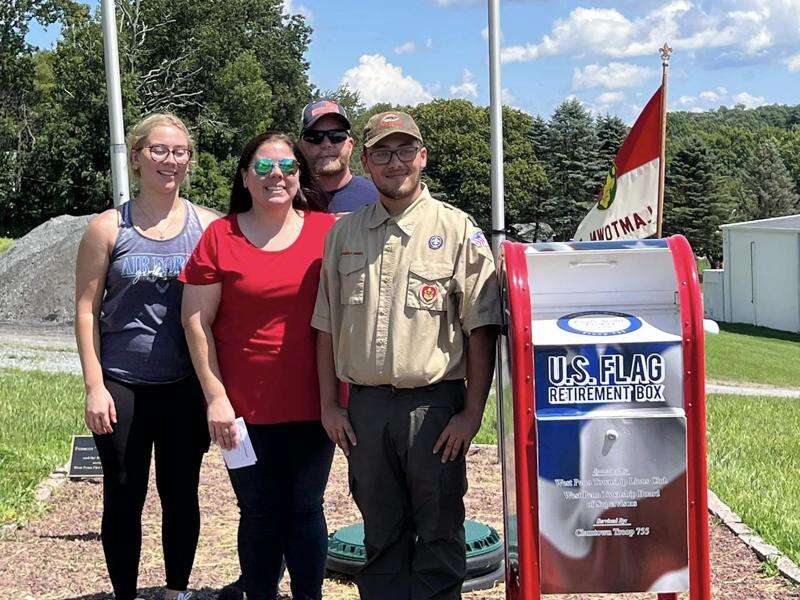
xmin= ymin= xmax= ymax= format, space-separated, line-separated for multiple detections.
xmin=180 ymin=132 xmax=335 ymax=600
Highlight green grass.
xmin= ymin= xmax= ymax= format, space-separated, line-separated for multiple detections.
xmin=475 ymin=389 xmax=498 ymax=445
xmin=0 ymin=238 xmax=13 ymax=254
xmin=705 ymin=322 xmax=800 ymax=388
xmin=0 ymin=369 xmax=85 ymax=523
xmin=707 ymin=393 xmax=800 ymax=565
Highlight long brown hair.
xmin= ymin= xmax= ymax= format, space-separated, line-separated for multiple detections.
xmin=229 ymin=132 xmax=328 ymax=214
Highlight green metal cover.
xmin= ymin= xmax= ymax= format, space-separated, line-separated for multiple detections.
xmin=328 ymin=520 xmax=502 ymax=562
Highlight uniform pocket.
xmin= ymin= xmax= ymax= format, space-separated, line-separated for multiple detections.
xmin=338 ymin=254 xmax=366 ymax=305
xmin=435 ymin=456 xmax=468 ymax=539
xmin=406 ymin=261 xmax=453 ymax=312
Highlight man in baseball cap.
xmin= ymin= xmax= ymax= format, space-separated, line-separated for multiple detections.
xmin=298 ymin=99 xmax=377 ymax=215
xmin=313 ymin=110 xmax=500 ymax=599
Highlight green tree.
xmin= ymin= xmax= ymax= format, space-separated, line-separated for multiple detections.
xmin=741 ymin=138 xmax=799 ymax=220
xmin=408 ymin=99 xmax=547 ymax=235
xmin=528 ymin=115 xmax=550 ymax=163
xmin=546 ymin=98 xmax=604 ymax=239
xmin=3 ymin=0 xmax=315 ymax=233
xmin=0 ymin=0 xmax=70 ymax=234
xmin=595 ymin=114 xmax=628 ymax=168
xmin=663 ymin=138 xmax=730 ymax=265
xmin=777 ymin=128 xmax=800 ymax=197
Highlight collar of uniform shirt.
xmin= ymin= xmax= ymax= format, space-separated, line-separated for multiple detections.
xmin=367 ymin=183 xmax=432 ymax=236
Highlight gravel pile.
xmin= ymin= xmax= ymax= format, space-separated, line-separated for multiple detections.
xmin=0 ymin=214 xmax=94 ymax=323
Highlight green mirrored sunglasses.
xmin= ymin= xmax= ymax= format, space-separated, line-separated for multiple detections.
xmin=252 ymin=157 xmax=298 ymax=176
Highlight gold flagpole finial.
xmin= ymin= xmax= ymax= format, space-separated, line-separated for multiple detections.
xmin=659 ymin=42 xmax=673 ymax=66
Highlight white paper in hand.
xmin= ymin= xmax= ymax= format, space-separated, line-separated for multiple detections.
xmin=220 ymin=417 xmax=257 ymax=469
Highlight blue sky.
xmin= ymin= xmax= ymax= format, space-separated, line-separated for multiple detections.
xmin=27 ymin=0 xmax=800 ymax=123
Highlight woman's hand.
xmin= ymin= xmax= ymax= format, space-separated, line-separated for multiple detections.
xmin=85 ymin=385 xmax=116 ymax=435
xmin=207 ymin=396 xmax=239 ymax=450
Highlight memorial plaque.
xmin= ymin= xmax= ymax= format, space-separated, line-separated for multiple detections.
xmin=534 ymin=311 xmax=689 ymax=594
xmin=68 ymin=435 xmax=104 ymax=478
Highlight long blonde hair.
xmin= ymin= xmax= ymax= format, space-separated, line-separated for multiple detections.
xmin=127 ymin=113 xmax=194 ymax=179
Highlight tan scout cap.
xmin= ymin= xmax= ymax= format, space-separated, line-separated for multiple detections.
xmin=363 ymin=111 xmax=423 ymax=148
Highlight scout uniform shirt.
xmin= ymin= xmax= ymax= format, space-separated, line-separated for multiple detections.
xmin=311 ymin=184 xmax=501 ymax=388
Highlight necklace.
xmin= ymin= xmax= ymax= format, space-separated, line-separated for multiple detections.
xmin=135 ymin=198 xmax=180 ymax=240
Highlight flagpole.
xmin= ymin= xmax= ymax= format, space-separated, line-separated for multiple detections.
xmin=101 ymin=0 xmax=130 ymax=207
xmin=488 ymin=0 xmax=505 ymax=256
xmin=656 ymin=42 xmax=672 ymax=238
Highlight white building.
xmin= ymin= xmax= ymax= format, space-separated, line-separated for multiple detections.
xmin=703 ymin=214 xmax=800 ymax=333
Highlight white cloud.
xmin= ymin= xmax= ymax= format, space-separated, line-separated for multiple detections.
xmin=501 ymin=88 xmax=517 ymax=106
xmin=394 ymin=38 xmax=433 ymax=55
xmin=449 ymin=69 xmax=478 ymax=98
xmin=394 ymin=41 xmax=417 ymax=55
xmin=699 ymin=90 xmax=722 ymax=102
xmin=572 ymin=62 xmax=655 ymax=90
xmin=786 ymin=52 xmax=800 ymax=72
xmin=282 ymin=0 xmax=312 ymax=21
xmin=673 ymin=86 xmax=766 ymax=111
xmin=596 ymin=91 xmax=626 ymax=104
xmin=341 ymin=55 xmax=434 ymax=107
xmin=732 ymin=91 xmax=766 ymax=108
xmin=500 ymin=0 xmax=800 ymax=64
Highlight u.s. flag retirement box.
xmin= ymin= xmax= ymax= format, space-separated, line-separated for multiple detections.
xmin=534 ymin=312 xmax=688 ymax=593
xmin=496 ymin=238 xmax=710 ymax=600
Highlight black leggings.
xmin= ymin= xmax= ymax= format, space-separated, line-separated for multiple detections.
xmin=94 ymin=374 xmax=210 ymax=600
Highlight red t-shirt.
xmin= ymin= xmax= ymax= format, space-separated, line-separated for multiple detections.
xmin=179 ymin=211 xmax=335 ymax=424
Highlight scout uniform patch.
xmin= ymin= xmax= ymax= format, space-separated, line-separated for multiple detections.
xmin=428 ymin=235 xmax=444 ymax=250
xmin=420 ymin=284 xmax=437 ymax=303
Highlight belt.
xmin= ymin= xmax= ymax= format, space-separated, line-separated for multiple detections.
xmin=350 ymin=380 xmax=463 ymax=394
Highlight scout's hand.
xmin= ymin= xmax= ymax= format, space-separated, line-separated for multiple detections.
xmin=321 ymin=405 xmax=357 ymax=456
xmin=433 ymin=410 xmax=482 ymax=463
xmin=85 ymin=384 xmax=117 ymax=435
xmin=207 ymin=396 xmax=239 ymax=450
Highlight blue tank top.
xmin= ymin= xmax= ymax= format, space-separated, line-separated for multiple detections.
xmin=99 ymin=199 xmax=204 ymax=384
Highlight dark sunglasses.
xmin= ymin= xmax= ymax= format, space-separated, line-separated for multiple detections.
xmin=302 ymin=129 xmax=350 ymax=145
xmin=252 ymin=157 xmax=298 ymax=176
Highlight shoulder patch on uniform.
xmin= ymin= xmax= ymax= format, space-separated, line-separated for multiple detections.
xmin=428 ymin=234 xmax=444 ymax=250
xmin=469 ymin=230 xmax=489 ymax=247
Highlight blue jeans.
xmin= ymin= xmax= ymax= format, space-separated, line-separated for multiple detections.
xmin=227 ymin=421 xmax=334 ymax=600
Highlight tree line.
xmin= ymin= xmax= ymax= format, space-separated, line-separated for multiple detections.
xmin=3 ymin=1 xmax=800 ymax=264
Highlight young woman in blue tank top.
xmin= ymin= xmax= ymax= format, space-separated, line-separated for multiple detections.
xmin=75 ymin=113 xmax=219 ymax=600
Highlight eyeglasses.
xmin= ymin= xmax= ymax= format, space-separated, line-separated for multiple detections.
xmin=142 ymin=144 xmax=192 ymax=164
xmin=252 ymin=157 xmax=299 ymax=176
xmin=368 ymin=146 xmax=420 ymax=166
xmin=301 ymin=129 xmax=349 ymax=145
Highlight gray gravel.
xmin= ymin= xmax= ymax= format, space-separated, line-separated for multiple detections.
xmin=0 ymin=213 xmax=94 ymax=323
xmin=0 ymin=345 xmax=80 ymax=375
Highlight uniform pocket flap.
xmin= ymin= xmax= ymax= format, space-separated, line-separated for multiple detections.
xmin=338 ymin=254 xmax=366 ymax=275
xmin=409 ymin=261 xmax=452 ymax=281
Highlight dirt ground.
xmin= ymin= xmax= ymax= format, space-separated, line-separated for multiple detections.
xmin=0 ymin=445 xmax=797 ymax=599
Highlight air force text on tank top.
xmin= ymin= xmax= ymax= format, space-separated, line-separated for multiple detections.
xmin=99 ymin=199 xmax=204 ymax=384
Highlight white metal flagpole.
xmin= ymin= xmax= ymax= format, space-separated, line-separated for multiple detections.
xmin=488 ymin=0 xmax=505 ymax=255
xmin=101 ymin=0 xmax=130 ymax=207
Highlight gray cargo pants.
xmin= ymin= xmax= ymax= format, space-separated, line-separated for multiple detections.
xmin=347 ymin=380 xmax=468 ymax=600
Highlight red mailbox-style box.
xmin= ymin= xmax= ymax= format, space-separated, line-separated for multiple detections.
xmin=496 ymin=236 xmax=711 ymax=600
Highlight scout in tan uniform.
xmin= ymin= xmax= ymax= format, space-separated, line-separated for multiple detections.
xmin=312 ymin=112 xmax=501 ymax=600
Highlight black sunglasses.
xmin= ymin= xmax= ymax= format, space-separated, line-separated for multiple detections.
xmin=302 ymin=129 xmax=350 ymax=145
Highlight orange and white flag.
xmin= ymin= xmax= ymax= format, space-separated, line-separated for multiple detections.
xmin=574 ymin=86 xmax=663 ymax=241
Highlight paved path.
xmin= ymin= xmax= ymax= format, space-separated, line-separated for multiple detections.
xmin=707 ymin=382 xmax=800 ymax=398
